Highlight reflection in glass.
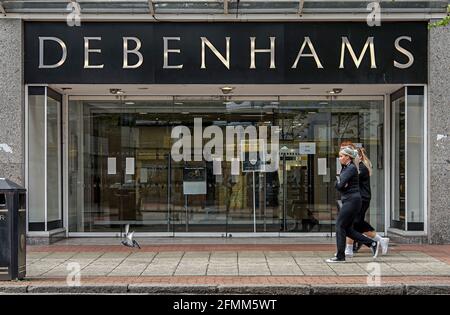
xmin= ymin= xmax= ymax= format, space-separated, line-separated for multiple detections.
xmin=391 ymin=92 xmax=406 ymax=229
xmin=68 ymin=99 xmax=384 ymax=233
xmin=27 ymin=89 xmax=62 ymax=231
xmin=46 ymin=96 xmax=61 ymax=227
xmin=28 ymin=94 xmax=46 ymax=230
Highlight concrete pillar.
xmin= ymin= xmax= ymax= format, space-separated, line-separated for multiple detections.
xmin=0 ymin=19 xmax=24 ymax=185
xmin=428 ymin=24 xmax=450 ymax=244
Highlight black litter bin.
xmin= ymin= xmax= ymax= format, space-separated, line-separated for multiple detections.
xmin=0 ymin=178 xmax=26 ymax=280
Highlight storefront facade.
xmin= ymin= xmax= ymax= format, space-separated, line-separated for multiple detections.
xmin=0 ymin=1 xmax=449 ymax=243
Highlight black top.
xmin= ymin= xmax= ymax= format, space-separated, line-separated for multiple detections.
xmin=335 ymin=162 xmax=360 ymax=201
xmin=359 ymin=162 xmax=372 ymax=201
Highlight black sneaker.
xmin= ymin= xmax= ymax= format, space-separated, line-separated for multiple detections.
xmin=370 ymin=241 xmax=380 ymax=258
xmin=326 ymin=257 xmax=346 ymax=263
xmin=353 ymin=241 xmax=363 ymax=253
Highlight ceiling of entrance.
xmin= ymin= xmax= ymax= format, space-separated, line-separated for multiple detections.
xmin=50 ymin=84 xmax=403 ymax=97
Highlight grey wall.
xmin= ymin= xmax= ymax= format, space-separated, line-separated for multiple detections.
xmin=429 ymin=24 xmax=450 ymax=244
xmin=0 ymin=19 xmax=24 ymax=185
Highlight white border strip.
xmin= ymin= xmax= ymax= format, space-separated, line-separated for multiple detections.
xmin=24 ymin=85 xmax=29 ymax=234
xmin=424 ymin=84 xmax=428 ymax=236
xmin=384 ymin=92 xmax=390 ymax=235
xmin=405 ymin=87 xmax=408 ymax=231
xmin=44 ymin=87 xmax=48 ymax=232
xmin=62 ymin=93 xmax=69 ymax=237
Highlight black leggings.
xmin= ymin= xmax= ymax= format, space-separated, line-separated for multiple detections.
xmin=354 ymin=200 xmax=375 ymax=233
xmin=335 ymin=195 xmax=375 ymax=259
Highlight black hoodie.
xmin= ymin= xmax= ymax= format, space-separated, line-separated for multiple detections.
xmin=358 ymin=162 xmax=372 ymax=201
xmin=335 ymin=162 xmax=360 ymax=201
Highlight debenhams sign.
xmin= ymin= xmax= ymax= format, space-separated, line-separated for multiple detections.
xmin=24 ymin=22 xmax=427 ymax=84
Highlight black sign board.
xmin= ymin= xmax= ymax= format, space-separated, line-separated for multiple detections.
xmin=183 ymin=167 xmax=206 ymax=195
xmin=183 ymin=167 xmax=206 ymax=182
xmin=24 ymin=22 xmax=427 ymax=84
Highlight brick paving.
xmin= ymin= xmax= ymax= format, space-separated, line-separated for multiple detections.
xmin=20 ymin=243 xmax=450 ymax=281
xmin=1 ymin=241 xmax=449 ymax=291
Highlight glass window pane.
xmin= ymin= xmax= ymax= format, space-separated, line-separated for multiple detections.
xmin=391 ymin=95 xmax=406 ymax=230
xmin=68 ymin=100 xmax=84 ymax=232
xmin=28 ymin=94 xmax=46 ymax=230
xmin=406 ymin=92 xmax=424 ymax=230
xmin=68 ymin=98 xmax=384 ymax=234
xmin=46 ymin=95 xmax=61 ymax=226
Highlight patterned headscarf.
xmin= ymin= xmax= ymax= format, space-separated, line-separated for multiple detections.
xmin=339 ymin=146 xmax=358 ymax=159
xmin=339 ymin=146 xmax=360 ymax=173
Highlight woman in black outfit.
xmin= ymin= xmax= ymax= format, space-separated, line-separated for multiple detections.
xmin=326 ymin=146 xmax=380 ymax=263
xmin=348 ymin=147 xmax=389 ymax=256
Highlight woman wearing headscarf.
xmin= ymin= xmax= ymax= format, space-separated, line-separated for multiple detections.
xmin=346 ymin=147 xmax=389 ymax=257
xmin=326 ymin=146 xmax=380 ymax=263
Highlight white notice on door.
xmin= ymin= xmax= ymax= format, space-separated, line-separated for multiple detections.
xmin=318 ymin=158 xmax=327 ymax=175
xmin=299 ymin=142 xmax=316 ymax=155
xmin=107 ymin=157 xmax=116 ymax=175
xmin=126 ymin=157 xmax=135 ymax=175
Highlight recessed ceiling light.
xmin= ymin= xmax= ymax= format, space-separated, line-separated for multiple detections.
xmin=220 ymin=86 xmax=234 ymax=94
xmin=174 ymin=102 xmax=184 ymax=105
xmin=181 ymin=111 xmax=190 ymax=115
xmin=110 ymin=88 xmax=124 ymax=95
xmin=125 ymin=102 xmax=135 ymax=105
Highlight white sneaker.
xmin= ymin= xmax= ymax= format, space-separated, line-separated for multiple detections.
xmin=370 ymin=241 xmax=380 ymax=258
xmin=326 ymin=257 xmax=346 ymax=263
xmin=380 ymin=237 xmax=390 ymax=255
xmin=335 ymin=251 xmax=353 ymax=258
xmin=345 ymin=248 xmax=354 ymax=258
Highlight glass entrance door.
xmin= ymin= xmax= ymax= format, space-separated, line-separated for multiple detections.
xmin=68 ymin=98 xmax=385 ymax=234
xmin=275 ymin=109 xmax=334 ymax=233
xmin=391 ymin=88 xmax=406 ymax=229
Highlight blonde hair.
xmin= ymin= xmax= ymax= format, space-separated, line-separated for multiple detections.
xmin=358 ymin=147 xmax=373 ymax=176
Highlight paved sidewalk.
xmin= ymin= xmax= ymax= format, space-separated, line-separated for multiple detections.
xmin=1 ymin=240 xmax=449 ymax=294
xmin=25 ymin=248 xmax=450 ymax=277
